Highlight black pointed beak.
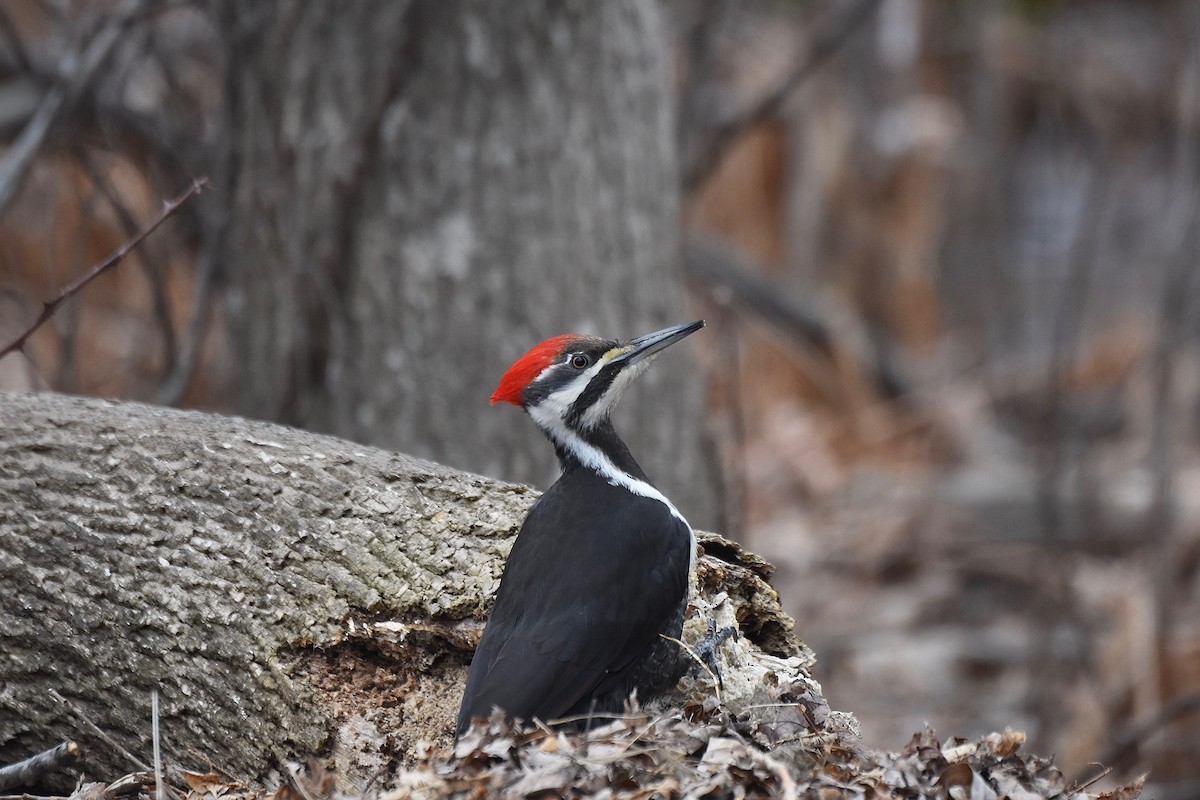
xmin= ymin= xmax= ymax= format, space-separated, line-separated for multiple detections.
xmin=612 ymin=320 xmax=705 ymax=366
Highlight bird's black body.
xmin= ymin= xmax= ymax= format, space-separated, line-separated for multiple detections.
xmin=456 ymin=320 xmax=703 ymax=737
xmin=456 ymin=427 xmax=691 ymax=732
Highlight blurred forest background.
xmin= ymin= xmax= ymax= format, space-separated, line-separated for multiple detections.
xmin=1 ymin=0 xmax=1198 ymax=797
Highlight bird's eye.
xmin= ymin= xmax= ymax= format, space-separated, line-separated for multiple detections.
xmin=569 ymin=354 xmax=590 ymax=369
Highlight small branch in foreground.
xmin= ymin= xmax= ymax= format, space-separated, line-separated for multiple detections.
xmin=0 ymin=741 xmax=80 ymax=792
xmin=660 ymin=632 xmax=723 ymax=706
xmin=152 ymin=690 xmax=164 ymax=800
xmin=0 ymin=178 xmax=208 ymax=362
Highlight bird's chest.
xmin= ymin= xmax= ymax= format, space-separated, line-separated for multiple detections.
xmin=506 ymin=474 xmax=692 ymax=596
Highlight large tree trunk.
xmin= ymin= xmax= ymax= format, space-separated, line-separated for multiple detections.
xmin=211 ymin=0 xmax=721 ymax=529
xmin=0 ymin=392 xmax=804 ymax=788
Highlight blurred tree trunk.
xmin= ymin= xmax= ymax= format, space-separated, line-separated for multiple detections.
xmin=211 ymin=0 xmax=721 ymax=528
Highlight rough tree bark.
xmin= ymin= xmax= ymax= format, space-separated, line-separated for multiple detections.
xmin=0 ymin=393 xmax=807 ymax=788
xmin=210 ymin=0 xmax=721 ymax=529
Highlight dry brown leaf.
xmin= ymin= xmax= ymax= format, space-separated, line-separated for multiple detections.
xmin=182 ymin=770 xmax=234 ymax=797
xmin=699 ymin=736 xmax=747 ymax=767
xmin=1096 ymin=773 xmax=1148 ymax=800
xmin=982 ymin=729 xmax=1025 ymax=758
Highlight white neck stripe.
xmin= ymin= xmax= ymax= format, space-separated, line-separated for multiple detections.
xmin=527 ymin=405 xmax=689 ymax=528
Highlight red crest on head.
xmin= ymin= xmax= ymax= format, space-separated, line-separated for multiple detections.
xmin=491 ymin=334 xmax=581 ymax=406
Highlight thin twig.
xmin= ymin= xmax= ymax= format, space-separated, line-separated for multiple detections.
xmin=151 ymin=690 xmax=163 ymax=800
xmin=584 ymin=712 xmax=672 ymax=767
xmin=660 ymin=633 xmax=722 ymax=706
xmin=0 ymin=178 xmax=208 ymax=361
xmin=1069 ymin=763 xmax=1113 ymax=793
xmin=543 ymin=710 xmax=658 ymax=727
xmin=683 ymin=0 xmax=883 ymax=192
xmin=47 ymin=689 xmax=149 ymax=773
xmin=0 ymin=0 xmax=150 ymax=214
xmin=0 ymin=742 xmax=80 ymax=793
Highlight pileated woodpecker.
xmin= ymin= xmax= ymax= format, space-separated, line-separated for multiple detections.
xmin=456 ymin=320 xmax=705 ymax=736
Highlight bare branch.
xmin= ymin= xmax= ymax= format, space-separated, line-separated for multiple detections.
xmin=0 ymin=178 xmax=208 ymax=361
xmin=0 ymin=0 xmax=150 ymax=215
xmin=0 ymin=741 xmax=80 ymax=792
xmin=682 ymin=0 xmax=883 ymax=193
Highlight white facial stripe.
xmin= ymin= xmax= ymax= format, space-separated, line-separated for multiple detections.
xmin=578 ymin=355 xmax=649 ymax=430
xmin=530 ymin=349 xmax=624 ymax=428
xmin=546 ymin=356 xmax=606 ymax=407
xmin=527 ymin=403 xmax=690 ymax=529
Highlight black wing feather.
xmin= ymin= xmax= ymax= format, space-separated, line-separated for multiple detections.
xmin=456 ymin=468 xmax=691 ymax=733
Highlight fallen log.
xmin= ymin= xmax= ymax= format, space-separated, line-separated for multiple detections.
xmin=0 ymin=392 xmax=819 ymax=788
